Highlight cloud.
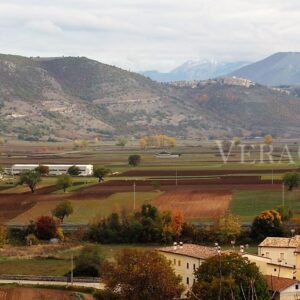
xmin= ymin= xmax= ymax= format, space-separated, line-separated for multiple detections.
xmin=0 ymin=0 xmax=300 ymax=71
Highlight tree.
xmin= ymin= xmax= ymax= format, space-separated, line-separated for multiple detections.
xmin=171 ymin=210 xmax=184 ymax=238
xmin=103 ymin=249 xmax=184 ymax=300
xmin=218 ymin=212 xmax=241 ymax=243
xmin=73 ymin=245 xmax=106 ymax=277
xmin=139 ymin=137 xmax=147 ymax=149
xmin=233 ymin=137 xmax=241 ymax=145
xmin=283 ymin=172 xmax=300 ymax=191
xmin=87 ymin=204 xmax=174 ymax=244
xmin=116 ymin=136 xmax=128 ymax=147
xmin=166 ymin=136 xmax=177 ymax=148
xmin=73 ymin=139 xmax=88 ymax=149
xmin=36 ymin=216 xmax=58 ymax=240
xmin=93 ymin=166 xmax=111 ymax=182
xmin=128 ymin=154 xmax=141 ymax=167
xmin=56 ymin=174 xmax=73 ymax=192
xmin=0 ymin=225 xmax=7 ymax=246
xmin=52 ymin=200 xmax=73 ymax=223
xmin=35 ymin=165 xmax=49 ymax=176
xmin=19 ymin=170 xmax=41 ymax=193
xmin=251 ymin=210 xmax=283 ymax=242
xmin=264 ymin=134 xmax=273 ymax=144
xmin=277 ymin=206 xmax=293 ymax=222
xmin=67 ymin=165 xmax=81 ymax=176
xmin=192 ymin=253 xmax=269 ymax=300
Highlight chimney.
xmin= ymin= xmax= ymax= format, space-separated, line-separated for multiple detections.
xmin=173 ymin=242 xmax=178 ymax=250
xmin=179 ymin=242 xmax=183 ymax=249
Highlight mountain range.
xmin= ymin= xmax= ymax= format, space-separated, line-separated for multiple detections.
xmin=143 ymin=52 xmax=300 ymax=87
xmin=231 ymin=52 xmax=300 ymax=86
xmin=1 ymin=53 xmax=300 ymax=140
xmin=142 ymin=60 xmax=250 ymax=82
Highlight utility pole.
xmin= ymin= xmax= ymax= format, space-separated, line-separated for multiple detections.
xmin=133 ymin=181 xmax=136 ymax=210
xmin=282 ymin=183 xmax=285 ymax=208
xmin=71 ymin=254 xmax=73 ymax=285
xmin=272 ymin=169 xmax=274 ymax=185
xmin=175 ymin=169 xmax=178 ymax=186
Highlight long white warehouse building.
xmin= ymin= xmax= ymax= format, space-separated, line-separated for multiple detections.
xmin=11 ymin=164 xmax=93 ymax=176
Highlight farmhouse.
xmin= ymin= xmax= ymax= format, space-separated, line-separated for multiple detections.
xmin=11 ymin=164 xmax=93 ymax=176
xmin=265 ymin=275 xmax=300 ymax=300
xmin=159 ymin=243 xmax=216 ymax=288
xmin=258 ymin=236 xmax=300 ymax=267
xmin=244 ymin=236 xmax=300 ymax=281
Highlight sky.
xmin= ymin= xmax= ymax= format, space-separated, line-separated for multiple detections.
xmin=1 ymin=0 xmax=300 ymax=72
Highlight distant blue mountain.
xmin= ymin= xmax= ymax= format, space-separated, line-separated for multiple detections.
xmin=142 ymin=59 xmax=250 ymax=82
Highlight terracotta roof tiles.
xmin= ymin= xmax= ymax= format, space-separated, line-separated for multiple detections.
xmin=159 ymin=244 xmax=217 ymax=259
xmin=265 ymin=275 xmax=299 ymax=292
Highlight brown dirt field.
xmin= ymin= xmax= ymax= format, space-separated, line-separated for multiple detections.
xmin=152 ymin=190 xmax=232 ymax=220
xmin=0 ymin=288 xmax=92 ymax=300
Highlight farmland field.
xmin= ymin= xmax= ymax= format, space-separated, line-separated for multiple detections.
xmin=153 ymin=190 xmax=232 ymax=221
xmin=8 ymin=192 xmax=162 ymax=225
xmin=0 ymin=287 xmax=93 ymax=300
xmin=0 ymin=139 xmax=299 ymax=225
xmin=230 ymin=190 xmax=300 ymax=222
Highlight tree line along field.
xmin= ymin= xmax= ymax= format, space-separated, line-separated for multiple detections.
xmin=0 ymin=139 xmax=299 ymax=226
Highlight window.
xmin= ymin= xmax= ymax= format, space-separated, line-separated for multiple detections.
xmin=173 ymin=259 xmax=176 ymax=265
xmin=274 ymin=268 xmax=277 ymax=272
xmin=280 ymin=253 xmax=284 ymax=260
xmin=178 ymin=260 xmax=181 ymax=267
xmin=186 ymin=277 xmax=190 ymax=285
xmin=296 ymin=285 xmax=299 ymax=290
xmin=193 ymin=264 xmax=196 ymax=270
xmin=187 ymin=263 xmax=189 ymax=269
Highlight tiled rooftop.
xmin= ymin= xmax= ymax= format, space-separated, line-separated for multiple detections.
xmin=259 ymin=236 xmax=300 ymax=248
xmin=265 ymin=275 xmax=299 ymax=292
xmin=159 ymin=244 xmax=217 ymax=259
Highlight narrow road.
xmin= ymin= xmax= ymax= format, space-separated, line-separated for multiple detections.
xmin=0 ymin=279 xmax=104 ymax=289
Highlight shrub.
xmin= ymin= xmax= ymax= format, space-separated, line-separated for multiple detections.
xmin=36 ymin=216 xmax=58 ymax=240
xmin=73 ymin=245 xmax=106 ymax=277
xmin=128 ymin=155 xmax=141 ymax=167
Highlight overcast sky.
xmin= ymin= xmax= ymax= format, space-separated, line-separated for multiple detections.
xmin=1 ymin=0 xmax=300 ymax=72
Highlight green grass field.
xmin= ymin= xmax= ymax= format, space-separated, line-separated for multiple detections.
xmin=0 ymin=257 xmax=71 ymax=276
xmin=0 ymin=244 xmax=159 ymax=276
xmin=230 ymin=190 xmax=300 ymax=222
xmin=8 ymin=191 xmax=162 ymax=225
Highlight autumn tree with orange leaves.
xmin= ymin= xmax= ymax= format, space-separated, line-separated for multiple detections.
xmin=102 ymin=249 xmax=184 ymax=300
xmin=171 ymin=210 xmax=184 ymax=238
xmin=250 ymin=210 xmax=284 ymax=242
xmin=139 ymin=134 xmax=177 ymax=149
